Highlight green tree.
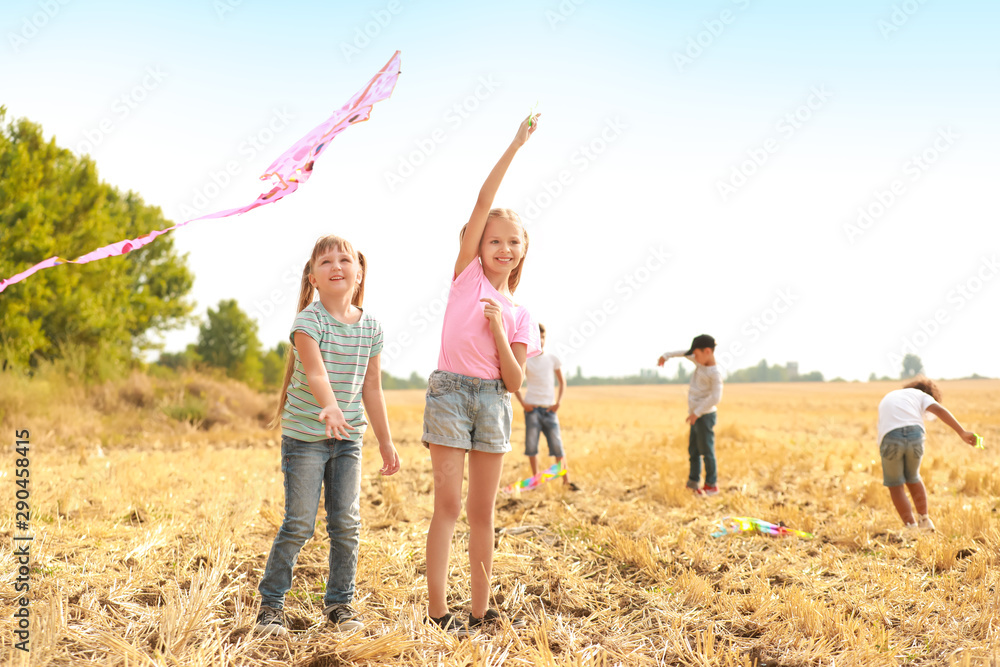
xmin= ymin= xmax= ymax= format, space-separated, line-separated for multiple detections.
xmin=196 ymin=299 xmax=262 ymax=385
xmin=261 ymin=341 xmax=289 ymax=388
xmin=901 ymin=354 xmax=923 ymax=379
xmin=0 ymin=107 xmax=193 ymax=377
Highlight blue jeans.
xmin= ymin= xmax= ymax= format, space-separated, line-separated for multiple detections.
xmin=258 ymin=435 xmax=362 ymax=609
xmin=688 ymin=412 xmax=717 ymax=487
xmin=524 ymin=407 xmax=565 ymax=458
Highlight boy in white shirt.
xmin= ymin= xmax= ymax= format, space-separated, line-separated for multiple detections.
xmin=877 ymin=377 xmax=977 ymax=531
xmin=514 ymin=324 xmax=576 ymax=489
xmin=658 ymin=334 xmax=724 ymax=496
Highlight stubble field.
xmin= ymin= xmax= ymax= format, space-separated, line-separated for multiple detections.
xmin=1 ymin=378 xmax=998 ymax=666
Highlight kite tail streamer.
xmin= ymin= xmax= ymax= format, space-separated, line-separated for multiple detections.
xmin=0 ymin=51 xmax=402 ymax=294
xmin=711 ymin=516 xmax=813 ymax=539
xmin=502 ymin=462 xmax=566 ymax=494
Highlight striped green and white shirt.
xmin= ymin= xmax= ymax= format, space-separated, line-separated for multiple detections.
xmin=281 ymin=301 xmax=384 ymax=442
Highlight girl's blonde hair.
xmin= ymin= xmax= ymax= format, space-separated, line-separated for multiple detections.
xmin=459 ymin=208 xmax=529 ymax=292
xmin=270 ymin=235 xmax=367 ymax=429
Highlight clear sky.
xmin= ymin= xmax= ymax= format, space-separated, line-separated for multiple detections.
xmin=2 ymin=0 xmax=998 ymax=381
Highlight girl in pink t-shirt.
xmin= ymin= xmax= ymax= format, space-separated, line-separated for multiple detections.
xmin=423 ymin=114 xmax=542 ymax=634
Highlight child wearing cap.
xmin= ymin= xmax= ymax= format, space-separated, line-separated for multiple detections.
xmin=877 ymin=377 xmax=978 ymax=531
xmin=657 ymin=335 xmax=724 ymax=496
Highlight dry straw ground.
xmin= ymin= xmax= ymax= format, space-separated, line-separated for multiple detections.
xmin=1 ymin=372 xmax=998 ymax=666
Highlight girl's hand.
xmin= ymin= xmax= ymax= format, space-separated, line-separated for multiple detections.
xmin=686 ymin=413 xmax=698 ymax=425
xmin=960 ymin=430 xmax=978 ymax=447
xmin=514 ymin=113 xmax=540 ymax=147
xmin=318 ymin=404 xmax=351 ymax=440
xmin=379 ymin=441 xmax=401 ymax=476
xmin=480 ymin=298 xmax=506 ymax=335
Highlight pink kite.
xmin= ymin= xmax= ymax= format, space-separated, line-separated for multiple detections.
xmin=0 ymin=51 xmax=402 ymax=294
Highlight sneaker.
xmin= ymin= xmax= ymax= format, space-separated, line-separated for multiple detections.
xmin=565 ymin=482 xmax=580 ymax=492
xmin=324 ymin=603 xmax=364 ymax=632
xmin=468 ymin=608 xmax=527 ymax=631
xmin=702 ymin=486 xmax=719 ymax=497
xmin=917 ymin=514 xmax=936 ymax=532
xmin=427 ymin=612 xmax=469 ymax=637
xmin=254 ymin=606 xmax=287 ymax=637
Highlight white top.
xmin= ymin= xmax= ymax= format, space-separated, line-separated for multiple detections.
xmin=877 ymin=388 xmax=939 ymax=445
xmin=662 ymin=350 xmax=724 ymax=417
xmin=523 ymin=352 xmax=561 ymax=405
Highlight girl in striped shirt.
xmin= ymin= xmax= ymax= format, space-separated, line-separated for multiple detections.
xmin=255 ymin=235 xmax=400 ymax=637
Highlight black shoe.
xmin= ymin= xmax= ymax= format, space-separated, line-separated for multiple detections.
xmin=324 ymin=603 xmax=364 ymax=632
xmin=427 ymin=612 xmax=469 ymax=636
xmin=254 ymin=606 xmax=287 ymax=636
xmin=468 ymin=608 xmax=527 ymax=630
xmin=566 ymin=482 xmax=580 ymax=491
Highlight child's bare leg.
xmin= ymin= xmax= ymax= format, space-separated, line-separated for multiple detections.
xmin=528 ymin=454 xmax=539 ymax=476
xmin=906 ymin=481 xmax=928 ymax=516
xmin=426 ymin=445 xmax=466 ymax=618
xmin=466 ymin=450 xmax=504 ymax=618
xmin=888 ymin=485 xmax=915 ymax=525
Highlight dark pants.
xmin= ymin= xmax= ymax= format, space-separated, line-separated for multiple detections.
xmin=687 ymin=412 xmax=717 ymax=487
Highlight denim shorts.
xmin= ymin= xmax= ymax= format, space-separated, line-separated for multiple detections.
xmin=422 ymin=370 xmax=512 ymax=454
xmin=880 ymin=425 xmax=925 ymax=486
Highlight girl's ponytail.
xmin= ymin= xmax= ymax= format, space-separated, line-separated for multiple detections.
xmin=269 ymin=262 xmax=315 ymax=429
xmin=353 ymin=251 xmax=366 ymax=307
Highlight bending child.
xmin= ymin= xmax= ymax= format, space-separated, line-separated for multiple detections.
xmin=658 ymin=334 xmax=724 ymax=496
xmin=423 ymin=114 xmax=541 ymax=634
xmin=255 ymin=235 xmax=400 ymax=637
xmin=877 ymin=377 xmax=977 ymax=531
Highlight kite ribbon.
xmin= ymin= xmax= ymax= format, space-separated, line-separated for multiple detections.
xmin=502 ymin=462 xmax=566 ymax=494
xmin=711 ymin=516 xmax=813 ymax=539
xmin=0 ymin=51 xmax=402 ymax=294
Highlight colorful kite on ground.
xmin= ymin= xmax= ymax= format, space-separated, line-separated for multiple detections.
xmin=0 ymin=51 xmax=402 ymax=294
xmin=711 ymin=516 xmax=813 ymax=539
xmin=502 ymin=462 xmax=566 ymax=494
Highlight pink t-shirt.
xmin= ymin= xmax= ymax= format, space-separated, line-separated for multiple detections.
xmin=437 ymin=260 xmax=541 ymax=379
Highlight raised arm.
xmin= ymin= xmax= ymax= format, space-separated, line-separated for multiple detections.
xmin=926 ymin=403 xmax=978 ymax=446
xmin=657 ymin=349 xmax=692 ymax=367
xmin=455 ymin=114 xmax=539 ymax=277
